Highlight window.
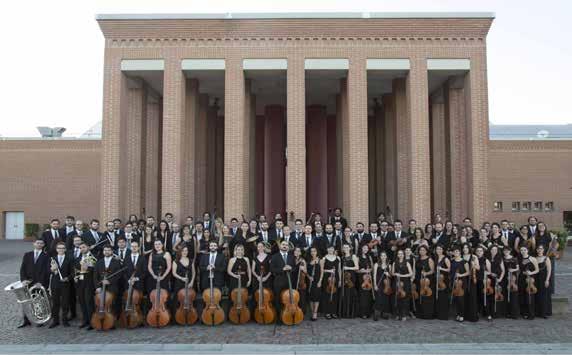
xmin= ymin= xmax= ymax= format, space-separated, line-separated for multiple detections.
xmin=534 ymin=201 xmax=542 ymax=211
xmin=545 ymin=202 xmax=554 ymax=212
xmin=522 ymin=201 xmax=531 ymax=212
xmin=512 ymin=202 xmax=520 ymax=212
xmin=493 ymin=201 xmax=503 ymax=212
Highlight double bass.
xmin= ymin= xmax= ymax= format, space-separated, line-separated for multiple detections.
xmin=201 ymin=267 xmax=225 ymax=325
xmin=254 ymin=264 xmax=276 ymax=324
xmin=119 ymin=272 xmax=143 ymax=328
xmin=280 ymin=270 xmax=304 ymax=325
xmin=146 ymin=265 xmax=170 ymax=328
xmin=174 ymin=269 xmax=198 ymax=325
xmin=229 ymin=267 xmax=251 ymax=324
xmin=91 ymin=272 xmax=115 ymax=331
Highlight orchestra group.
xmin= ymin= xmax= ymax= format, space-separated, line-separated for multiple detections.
xmin=18 ymin=209 xmax=560 ymax=330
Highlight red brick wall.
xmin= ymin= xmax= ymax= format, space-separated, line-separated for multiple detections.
xmin=0 ymin=140 xmax=101 ymax=239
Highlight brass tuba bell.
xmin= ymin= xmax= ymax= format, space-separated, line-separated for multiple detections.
xmin=4 ymin=280 xmax=52 ymax=325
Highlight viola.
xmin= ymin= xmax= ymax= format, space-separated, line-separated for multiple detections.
xmin=201 ymin=267 xmax=225 ymax=325
xmin=296 ymin=260 xmax=307 ymax=291
xmin=229 ymin=269 xmax=251 ymax=324
xmin=119 ymin=272 xmax=143 ymax=329
xmin=326 ymin=269 xmax=338 ymax=295
xmin=396 ymin=276 xmax=406 ymax=299
xmin=485 ymin=277 xmax=494 ymax=296
xmin=343 ymin=271 xmax=354 ymax=288
xmin=174 ymin=269 xmax=198 ymax=326
xmin=509 ymin=272 xmax=518 ymax=293
xmin=526 ymin=275 xmax=537 ymax=295
xmin=254 ymin=265 xmax=276 ymax=324
xmin=382 ymin=272 xmax=393 ymax=295
xmin=494 ymin=282 xmax=504 ymax=302
xmin=420 ymin=276 xmax=432 ymax=297
xmin=146 ymin=266 xmax=171 ymax=328
xmin=452 ymin=274 xmax=464 ymax=297
xmin=280 ymin=270 xmax=303 ymax=325
xmin=411 ymin=282 xmax=419 ymax=300
xmin=437 ymin=268 xmax=447 ymax=291
xmin=91 ymin=273 xmax=115 ymax=331
xmin=361 ymin=273 xmax=373 ymax=291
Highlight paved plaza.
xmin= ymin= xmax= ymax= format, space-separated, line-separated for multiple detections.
xmin=1 ymin=240 xmax=571 ymax=353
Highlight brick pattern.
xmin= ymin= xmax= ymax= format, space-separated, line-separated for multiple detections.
xmin=124 ymin=84 xmax=146 ymax=218
xmin=195 ymin=94 xmax=209 ymax=215
xmin=286 ymin=56 xmax=306 ymax=221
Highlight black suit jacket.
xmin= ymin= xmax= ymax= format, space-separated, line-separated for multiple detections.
xmin=199 ymin=252 xmax=226 ymax=289
xmin=123 ymin=253 xmax=147 ymax=291
xmin=102 ymin=231 xmax=118 ymax=250
xmin=322 ymin=233 xmax=341 ymax=256
xmin=166 ymin=231 xmax=181 ymax=254
xmin=329 ymin=216 xmax=348 ymax=230
xmin=49 ymin=253 xmax=73 ymax=289
xmin=270 ymin=252 xmax=296 ymax=292
xmin=94 ymin=257 xmax=123 ymax=294
xmin=20 ymin=251 xmax=50 ymax=288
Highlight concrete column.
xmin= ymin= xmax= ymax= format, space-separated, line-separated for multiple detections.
xmin=374 ymin=104 xmax=385 ymax=216
xmin=286 ymin=56 xmax=306 ymax=221
xmin=183 ymin=79 xmax=199 ymax=219
xmin=346 ymin=56 xmax=369 ymax=225
xmin=195 ymin=94 xmax=208 ymax=215
xmin=430 ymin=88 xmax=447 ymax=218
xmin=255 ymin=115 xmax=265 ymax=214
xmin=306 ymin=105 xmax=328 ymax=218
xmin=246 ymin=80 xmax=257 ymax=217
xmin=100 ymin=49 xmax=124 ymax=222
xmin=340 ymin=80 xmax=349 ymax=215
xmin=327 ymin=113 xmax=338 ymax=213
xmin=161 ymin=55 xmax=186 ymax=222
xmin=224 ymin=57 xmax=248 ymax=220
xmin=206 ymin=100 xmax=217 ymax=212
xmin=215 ymin=109 xmax=225 ymax=217
xmin=393 ymin=78 xmax=409 ymax=220
xmin=144 ymin=96 xmax=161 ymax=219
xmin=264 ymin=105 xmax=286 ymax=218
xmin=407 ymin=58 xmax=431 ymax=225
xmin=382 ymin=94 xmax=397 ymax=217
xmin=368 ymin=112 xmax=377 ymax=221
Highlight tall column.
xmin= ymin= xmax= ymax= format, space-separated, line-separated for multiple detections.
xmin=206 ymin=100 xmax=217 ymax=212
xmin=286 ymin=56 xmax=306 ymax=220
xmin=407 ymin=58 xmax=431 ymax=225
xmin=183 ymin=79 xmax=199 ymax=219
xmin=195 ymin=94 xmax=208 ymax=215
xmin=161 ymin=55 xmax=186 ymax=222
xmin=346 ymin=56 xmax=369 ymax=225
xmin=430 ymin=89 xmax=447 ymax=217
xmin=374 ymin=104 xmax=385 ymax=216
xmin=144 ymin=95 xmax=161 ymax=219
xmin=246 ymin=80 xmax=257 ymax=217
xmin=101 ymin=49 xmax=124 ymax=222
xmin=224 ymin=57 xmax=248 ymax=220
xmin=306 ymin=105 xmax=328 ymax=218
xmin=382 ymin=94 xmax=397 ymax=217
xmin=264 ymin=105 xmax=286 ymax=217
xmin=393 ymin=78 xmax=409 ymax=220
xmin=340 ymin=80 xmax=349 ymax=215
xmin=467 ymin=52 xmax=490 ymax=225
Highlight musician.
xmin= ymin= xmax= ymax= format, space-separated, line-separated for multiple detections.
xmin=501 ymin=220 xmax=520 ymax=254
xmin=49 ymin=242 xmax=73 ymax=328
xmin=434 ymin=245 xmax=451 ymax=320
xmin=67 ymin=219 xmax=85 ymax=250
xmin=112 ymin=218 xmax=124 ymax=238
xmin=156 ymin=220 xmax=171 ymax=246
xmin=503 ymin=247 xmax=520 ymax=318
xmin=146 ymin=216 xmax=157 ymax=232
xmin=519 ymin=225 xmax=535 ymax=255
xmin=221 ymin=225 xmax=233 ymax=258
xmin=42 ymin=219 xmax=64 ymax=257
xmin=407 ymin=219 xmax=417 ymax=236
xmin=461 ymin=243 xmax=479 ymax=322
xmin=432 ymin=222 xmax=449 ymax=250
xmin=202 ymin=211 xmax=213 ymax=232
xmin=392 ymin=249 xmax=413 ymax=321
xmin=291 ymin=247 xmax=307 ymax=311
xmin=194 ymin=222 xmax=207 ymax=254
xmin=527 ymin=216 xmax=539 ymax=238
xmin=63 ymin=216 xmax=76 ymax=246
xmin=164 ymin=212 xmax=174 ymax=230
xmin=329 ymin=207 xmax=348 ymax=230
xmin=257 ymin=221 xmax=274 ymax=246
xmin=373 ymin=251 xmax=392 ymax=320
xmin=147 ymin=239 xmax=172 ymax=294
xmin=172 ymin=245 xmax=196 ymax=313
xmin=320 ymin=244 xmax=342 ymax=319
xmin=475 ymin=246 xmax=493 ymax=321
xmin=291 ymin=219 xmax=304 ymax=247
xmin=252 ymin=242 xmax=272 ymax=290
xmin=141 ymin=225 xmax=155 ymax=257
xmin=102 ymin=221 xmax=118 ymax=251
xmin=322 ymin=223 xmax=341 ymax=257
xmin=69 ymin=234 xmax=84 ymax=320
xmin=116 ymin=237 xmax=129 ymax=264
xmin=270 ymin=219 xmax=285 ymax=241
xmin=270 ymin=240 xmax=296 ymax=320
xmin=367 ymin=222 xmax=380 ymax=257
xmin=166 ymin=223 xmax=181 ymax=256
xmin=415 ymin=245 xmax=435 ymax=319
xmin=18 ymin=239 xmax=50 ymax=328
xmin=489 ymin=245 xmax=506 ymax=318
xmin=534 ymin=244 xmax=552 ymax=318
xmin=199 ymin=241 xmax=226 ymax=290
xmin=179 ymin=224 xmax=198 ymax=260
xmin=94 ymin=245 xmax=123 ymax=319
xmin=229 ymin=218 xmax=239 ymax=236
xmin=450 ymin=247 xmax=469 ymax=322
xmin=300 ymin=224 xmax=317 ymax=255
xmin=357 ymin=244 xmax=374 ymax=319
xmin=333 ymin=221 xmax=343 ymax=240
xmin=352 ymin=222 xmax=371 ymax=255
xmin=306 ymin=247 xmax=321 ymax=321
xmin=227 ymin=245 xmax=251 ymax=304
xmin=85 ymin=219 xmax=103 ymax=257
xmin=75 ymin=242 xmax=96 ymax=330
xmin=123 ymin=240 xmax=146 ymax=297
xmin=519 ymin=246 xmax=539 ymax=319
xmin=123 ymin=222 xmax=140 ymax=249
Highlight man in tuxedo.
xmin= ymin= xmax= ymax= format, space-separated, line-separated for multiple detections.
xmin=112 ymin=218 xmax=124 ymax=240
xmin=41 ymin=218 xmax=63 ymax=256
xmin=329 ymin=207 xmax=348 ymax=231
xmin=49 ymin=242 xmax=73 ymax=328
xmin=300 ymin=224 xmax=316 ymax=255
xmin=291 ymin=219 xmax=304 ymax=247
xmin=123 ymin=222 xmax=139 ymax=248
xmin=66 ymin=219 xmax=84 ymax=250
xmin=353 ymin=222 xmax=372 ymax=255
xmin=18 ymin=239 xmax=50 ymax=328
xmin=379 ymin=220 xmax=395 ymax=260
xmin=146 ymin=216 xmax=157 ymax=232
xmin=202 ymin=212 xmax=213 ymax=233
xmin=271 ymin=240 xmax=296 ymax=319
xmin=392 ymin=220 xmax=409 ymax=251
xmin=280 ymin=225 xmax=294 ymax=245
xmin=68 ymin=235 xmax=83 ymax=320
xmin=322 ymin=223 xmax=341 ymax=256
xmin=166 ymin=223 xmax=181 ymax=255
xmin=94 ymin=245 xmax=123 ymax=322
xmin=102 ymin=221 xmax=118 ymax=251
xmin=463 ymin=217 xmax=480 ymax=239
xmin=229 ymin=218 xmax=239 ymax=236
xmin=164 ymin=213 xmax=174 ymax=230
xmin=199 ymin=241 xmax=227 ymax=290
xmin=257 ymin=221 xmax=274 ymax=245
xmin=432 ymin=222 xmax=449 ymax=249
xmin=116 ymin=237 xmax=130 ymax=264
xmin=123 ymin=240 xmax=146 ymax=294
xmin=271 ymin=219 xmax=285 ymax=241
xmin=84 ymin=219 xmax=102 ymax=256
xmin=368 ymin=222 xmax=381 ymax=257
xmin=527 ymin=216 xmax=539 ymax=238
xmin=76 ymin=242 xmax=96 ymax=329
xmin=63 ymin=216 xmax=76 ymax=245
xmin=407 ymin=219 xmax=418 ymax=236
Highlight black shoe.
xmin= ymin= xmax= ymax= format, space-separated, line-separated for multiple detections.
xmin=79 ymin=323 xmax=88 ymax=329
xmin=17 ymin=321 xmax=31 ymax=329
xmin=63 ymin=320 xmax=70 ymax=327
xmin=48 ymin=322 xmax=59 ymax=329
xmin=86 ymin=326 xmax=93 ymax=331
xmin=331 ymin=314 xmax=338 ymax=319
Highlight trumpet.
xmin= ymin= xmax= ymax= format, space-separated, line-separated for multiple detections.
xmin=50 ymin=258 xmax=67 ymax=282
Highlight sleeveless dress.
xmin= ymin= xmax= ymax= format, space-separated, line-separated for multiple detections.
xmin=253 ymin=254 xmax=272 ymax=290
xmin=477 ymin=256 xmax=493 ymax=318
xmin=535 ymin=257 xmax=550 ymax=318
xmin=173 ymin=259 xmax=192 ymax=294
xmin=357 ymin=256 xmax=374 ymax=317
xmin=340 ymin=256 xmax=357 ymax=318
xmin=307 ymin=260 xmax=322 ymax=303
xmin=463 ymin=255 xmax=479 ymax=322
xmin=229 ymin=257 xmax=248 ymax=292
xmin=393 ymin=260 xmax=411 ymax=318
xmin=147 ymin=252 xmax=170 ymax=293
xmin=491 ymin=256 xmax=506 ymax=317
xmin=415 ymin=257 xmax=434 ymax=319
xmin=374 ymin=262 xmax=392 ymax=315
xmin=435 ymin=256 xmax=450 ymax=320
xmin=321 ymin=257 xmax=340 ymax=315
xmin=450 ymin=258 xmax=467 ymax=318
xmin=519 ymin=256 xmax=535 ymax=319
xmin=503 ymin=257 xmax=520 ymax=318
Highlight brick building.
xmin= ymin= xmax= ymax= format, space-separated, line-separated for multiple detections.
xmin=1 ymin=12 xmax=571 ymax=239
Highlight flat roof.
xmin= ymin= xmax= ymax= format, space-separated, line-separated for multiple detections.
xmin=96 ymin=12 xmax=495 ymax=21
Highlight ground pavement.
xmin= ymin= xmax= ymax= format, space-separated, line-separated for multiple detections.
xmin=1 ymin=240 xmax=571 ymax=354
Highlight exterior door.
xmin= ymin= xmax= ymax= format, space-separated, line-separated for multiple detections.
xmin=5 ymin=212 xmax=25 ymax=240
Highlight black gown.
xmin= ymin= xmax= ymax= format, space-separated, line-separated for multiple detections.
xmin=307 ymin=260 xmax=322 ymax=303
xmin=491 ymin=256 xmax=506 ymax=317
xmin=173 ymin=259 xmax=192 ymax=294
xmin=476 ymin=256 xmax=493 ymax=318
xmin=519 ymin=256 xmax=535 ymax=319
xmin=393 ymin=260 xmax=411 ymax=318
xmin=415 ymin=257 xmax=434 ymax=319
xmin=535 ymin=257 xmax=551 ymax=318
xmin=321 ymin=256 xmax=340 ymax=315
xmin=147 ymin=252 xmax=170 ymax=293
xmin=229 ymin=257 xmax=248 ymax=292
xmin=463 ymin=255 xmax=479 ymax=322
xmin=503 ymin=257 xmax=520 ymax=318
xmin=435 ymin=256 xmax=450 ymax=320
xmin=374 ymin=262 xmax=392 ymax=316
xmin=357 ymin=255 xmax=374 ymax=317
xmin=450 ymin=259 xmax=467 ymax=318
xmin=252 ymin=254 xmax=272 ymax=290
xmin=340 ymin=256 xmax=357 ymax=318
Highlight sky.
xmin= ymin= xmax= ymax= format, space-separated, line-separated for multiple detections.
xmin=0 ymin=0 xmax=571 ymax=137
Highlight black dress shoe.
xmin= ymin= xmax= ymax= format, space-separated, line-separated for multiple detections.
xmin=63 ymin=320 xmax=70 ymax=327
xmin=86 ymin=326 xmax=93 ymax=331
xmin=48 ymin=322 xmax=59 ymax=329
xmin=17 ymin=322 xmax=31 ymax=329
xmin=79 ymin=323 xmax=88 ymax=329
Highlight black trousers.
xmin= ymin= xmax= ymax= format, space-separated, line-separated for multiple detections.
xmin=51 ymin=283 xmax=71 ymax=322
xmin=77 ymin=282 xmax=94 ymax=325
xmin=68 ymin=282 xmax=77 ymax=318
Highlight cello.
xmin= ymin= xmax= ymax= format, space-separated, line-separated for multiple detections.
xmin=174 ymin=269 xmax=198 ymax=325
xmin=146 ymin=265 xmax=170 ymax=328
xmin=91 ymin=272 xmax=116 ymax=331
xmin=119 ymin=272 xmax=143 ymax=328
xmin=254 ymin=264 xmax=276 ymax=324
xmin=201 ymin=267 xmax=225 ymax=325
xmin=280 ymin=270 xmax=304 ymax=325
xmin=229 ymin=267 xmax=251 ymax=324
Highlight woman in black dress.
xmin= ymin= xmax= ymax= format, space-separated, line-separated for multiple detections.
xmin=373 ymin=251 xmax=392 ymax=320
xmin=489 ymin=223 xmax=503 ymax=250
xmin=357 ymin=244 xmax=374 ymax=319
xmin=450 ymin=247 xmax=469 ymax=322
xmin=489 ymin=245 xmax=506 ymax=318
xmin=147 ymin=239 xmax=172 ymax=295
xmin=392 ymin=249 xmax=413 ymax=321
xmin=227 ymin=244 xmax=252 ymax=293
xmin=171 ymin=245 xmax=196 ymax=316
xmin=156 ymin=220 xmax=170 ymax=246
xmin=292 ymin=247 xmax=308 ymax=313
xmin=142 ymin=225 xmax=155 ymax=257
xmin=319 ymin=245 xmax=341 ymax=319
xmin=475 ymin=246 xmax=493 ymax=321
xmin=179 ymin=225 xmax=197 ymax=260
xmin=519 ymin=246 xmax=539 ymax=319
xmin=534 ymin=244 xmax=552 ymax=318
xmin=306 ymin=247 xmax=322 ymax=321
xmin=415 ymin=245 xmax=435 ymax=319
xmin=339 ymin=244 xmax=358 ymax=319
xmin=503 ymin=247 xmax=520 ymax=318
xmin=229 ymin=222 xmax=248 ymax=258
xmin=341 ymin=227 xmax=355 ymax=255
xmin=462 ymin=243 xmax=479 ymax=322
xmin=434 ymin=245 xmax=451 ymax=320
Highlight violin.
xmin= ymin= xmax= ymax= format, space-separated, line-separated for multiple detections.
xmin=411 ymin=282 xmax=419 ymax=300
xmin=146 ymin=265 xmax=171 ymax=328
xmin=396 ymin=276 xmax=406 ymax=299
xmin=201 ymin=267 xmax=225 ymax=325
xmin=296 ymin=259 xmax=307 ymax=291
xmin=326 ymin=269 xmax=338 ymax=296
xmin=420 ymin=275 xmax=432 ymax=297
xmin=280 ymin=270 xmax=304 ymax=325
xmin=174 ymin=269 xmax=198 ymax=326
xmin=494 ymin=280 xmax=504 ymax=302
xmin=254 ymin=265 xmax=276 ymax=324
xmin=229 ymin=268 xmax=251 ymax=324
xmin=485 ymin=276 xmax=494 ymax=296
xmin=91 ymin=273 xmax=116 ymax=331
xmin=509 ymin=271 xmax=518 ymax=292
xmin=526 ymin=274 xmax=537 ymax=295
xmin=361 ymin=273 xmax=373 ymax=291
xmin=119 ymin=272 xmax=143 ymax=329
xmin=437 ymin=266 xmax=447 ymax=291
xmin=383 ymin=276 xmax=393 ymax=295
xmin=343 ymin=271 xmax=354 ymax=288
xmin=452 ymin=273 xmax=464 ymax=297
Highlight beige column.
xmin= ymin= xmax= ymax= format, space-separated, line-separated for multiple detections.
xmin=393 ymin=78 xmax=409 ymax=220
xmin=100 ymin=49 xmax=124 ymax=222
xmin=144 ymin=95 xmax=161 ymax=219
xmin=161 ymin=55 xmax=186 ymax=222
xmin=407 ymin=58 xmax=431 ymax=225
xmin=430 ymin=88 xmax=447 ymax=218
xmin=183 ymin=79 xmax=199 ymax=219
xmin=374 ymin=104 xmax=385 ymax=216
xmin=382 ymin=94 xmax=397 ymax=217
xmin=346 ymin=56 xmax=369 ymax=225
xmin=224 ymin=57 xmax=248 ymax=220
xmin=246 ymin=80 xmax=257 ymax=217
xmin=286 ymin=56 xmax=306 ymax=221
xmin=195 ymin=94 xmax=209 ymax=215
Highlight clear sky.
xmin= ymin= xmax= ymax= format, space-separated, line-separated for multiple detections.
xmin=0 ymin=0 xmax=570 ymax=137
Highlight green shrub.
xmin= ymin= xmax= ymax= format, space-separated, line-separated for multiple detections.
xmin=24 ymin=223 xmax=40 ymax=237
xmin=549 ymin=229 xmax=569 ymax=251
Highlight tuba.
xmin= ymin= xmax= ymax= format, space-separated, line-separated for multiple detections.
xmin=4 ymin=281 xmax=51 ymax=325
